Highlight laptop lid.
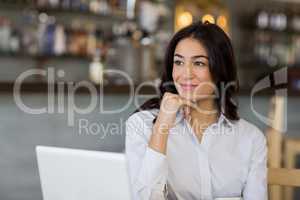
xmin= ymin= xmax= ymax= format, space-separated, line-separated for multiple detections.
xmin=36 ymin=146 xmax=132 ymax=200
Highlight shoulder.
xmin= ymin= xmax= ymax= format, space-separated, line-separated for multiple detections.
xmin=126 ymin=108 xmax=159 ymax=128
xmin=235 ymin=118 xmax=267 ymax=145
xmin=126 ymin=108 xmax=159 ymax=123
xmin=125 ymin=108 xmax=159 ymax=141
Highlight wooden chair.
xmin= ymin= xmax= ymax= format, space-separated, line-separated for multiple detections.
xmin=266 ymin=96 xmax=286 ymax=200
xmin=268 ymin=168 xmax=300 ymax=187
xmin=283 ymin=138 xmax=300 ymax=200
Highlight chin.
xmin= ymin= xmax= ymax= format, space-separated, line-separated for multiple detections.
xmin=179 ymin=92 xmax=197 ymax=101
xmin=180 ymin=91 xmax=213 ymax=102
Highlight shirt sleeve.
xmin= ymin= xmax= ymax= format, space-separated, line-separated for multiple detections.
xmin=243 ymin=127 xmax=268 ymax=200
xmin=125 ymin=114 xmax=168 ymax=200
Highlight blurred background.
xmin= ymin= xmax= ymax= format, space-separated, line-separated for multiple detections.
xmin=0 ymin=0 xmax=299 ymax=199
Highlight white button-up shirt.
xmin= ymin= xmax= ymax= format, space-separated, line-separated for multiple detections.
xmin=125 ymin=108 xmax=267 ymax=200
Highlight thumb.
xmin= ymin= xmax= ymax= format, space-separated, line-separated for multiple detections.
xmin=183 ymin=105 xmax=191 ymax=120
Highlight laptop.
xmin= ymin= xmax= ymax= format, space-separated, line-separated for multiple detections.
xmin=36 ymin=146 xmax=132 ymax=200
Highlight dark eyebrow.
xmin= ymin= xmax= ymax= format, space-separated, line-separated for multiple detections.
xmin=192 ymin=55 xmax=209 ymax=60
xmin=174 ymin=54 xmax=184 ymax=58
xmin=174 ymin=53 xmax=208 ymax=60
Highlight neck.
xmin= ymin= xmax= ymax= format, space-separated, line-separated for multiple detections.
xmin=189 ymin=98 xmax=219 ymax=134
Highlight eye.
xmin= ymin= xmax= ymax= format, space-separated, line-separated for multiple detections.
xmin=174 ymin=60 xmax=184 ymax=66
xmin=194 ymin=61 xmax=206 ymax=67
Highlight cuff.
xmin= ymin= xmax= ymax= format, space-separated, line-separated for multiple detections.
xmin=137 ymin=146 xmax=168 ymax=188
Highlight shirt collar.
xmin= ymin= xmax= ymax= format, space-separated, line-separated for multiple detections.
xmin=175 ymin=108 xmax=233 ymax=127
xmin=151 ymin=108 xmax=234 ymax=127
xmin=218 ymin=112 xmax=234 ymax=127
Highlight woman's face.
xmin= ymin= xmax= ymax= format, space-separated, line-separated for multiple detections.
xmin=172 ymin=37 xmax=215 ymax=102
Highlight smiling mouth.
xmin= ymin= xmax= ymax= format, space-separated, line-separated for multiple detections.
xmin=180 ymin=83 xmax=198 ymax=91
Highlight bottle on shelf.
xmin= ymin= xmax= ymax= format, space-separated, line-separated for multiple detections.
xmin=86 ymin=23 xmax=97 ymax=57
xmin=36 ymin=0 xmax=48 ymax=8
xmin=89 ymin=0 xmax=101 ymax=14
xmin=256 ymin=10 xmax=269 ymax=30
xmin=71 ymin=0 xmax=82 ymax=10
xmin=22 ymin=11 xmax=39 ymax=55
xmin=99 ymin=0 xmax=110 ymax=15
xmin=0 ymin=17 xmax=11 ymax=53
xmin=89 ymin=48 xmax=104 ymax=85
xmin=61 ymin=0 xmax=72 ymax=9
xmin=10 ymin=29 xmax=20 ymax=53
xmin=79 ymin=0 xmax=89 ymax=12
xmin=43 ymin=19 xmax=56 ymax=55
xmin=54 ymin=24 xmax=66 ymax=55
xmin=291 ymin=13 xmax=300 ymax=32
xmin=269 ymin=9 xmax=287 ymax=31
xmin=48 ymin=0 xmax=60 ymax=8
xmin=68 ymin=20 xmax=87 ymax=56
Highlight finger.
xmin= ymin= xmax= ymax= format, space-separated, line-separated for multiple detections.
xmin=182 ymin=106 xmax=187 ymax=119
xmin=183 ymin=105 xmax=191 ymax=120
xmin=179 ymin=98 xmax=197 ymax=109
xmin=183 ymin=105 xmax=189 ymax=116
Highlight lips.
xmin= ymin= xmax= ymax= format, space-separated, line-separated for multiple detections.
xmin=180 ymin=83 xmax=198 ymax=91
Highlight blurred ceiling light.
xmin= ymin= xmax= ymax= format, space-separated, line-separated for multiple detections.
xmin=178 ymin=11 xmax=193 ymax=28
xmin=217 ymin=15 xmax=227 ymax=29
xmin=202 ymin=14 xmax=215 ymax=24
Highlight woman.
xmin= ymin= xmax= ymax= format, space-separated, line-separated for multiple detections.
xmin=125 ymin=21 xmax=267 ymax=200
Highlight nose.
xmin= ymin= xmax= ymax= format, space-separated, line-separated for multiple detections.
xmin=182 ymin=63 xmax=194 ymax=79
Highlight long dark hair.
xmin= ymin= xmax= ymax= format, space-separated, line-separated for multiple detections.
xmin=133 ymin=21 xmax=239 ymax=123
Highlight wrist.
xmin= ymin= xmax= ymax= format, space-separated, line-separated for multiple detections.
xmin=153 ymin=121 xmax=171 ymax=134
